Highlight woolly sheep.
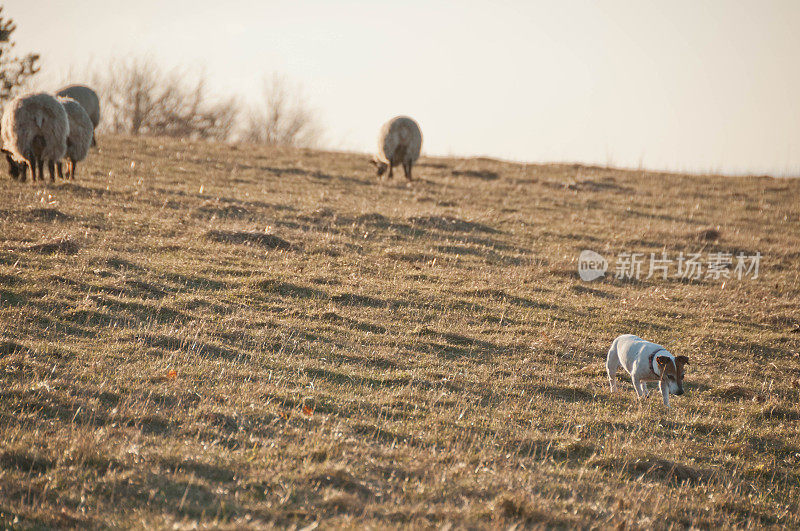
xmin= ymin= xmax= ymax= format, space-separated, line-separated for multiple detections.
xmin=56 ymin=84 xmax=100 ymax=146
xmin=56 ymin=96 xmax=93 ymax=180
xmin=1 ymin=92 xmax=69 ymax=182
xmin=371 ymin=116 xmax=422 ymax=181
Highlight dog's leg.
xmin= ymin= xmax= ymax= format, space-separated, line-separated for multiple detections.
xmin=606 ymin=344 xmax=620 ymax=393
xmin=631 ymin=375 xmax=644 ymax=398
xmin=659 ymin=381 xmax=670 ymax=408
xmin=638 ymin=381 xmax=650 ymax=397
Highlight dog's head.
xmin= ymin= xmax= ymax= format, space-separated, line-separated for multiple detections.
xmin=657 ymin=355 xmax=690 ymax=395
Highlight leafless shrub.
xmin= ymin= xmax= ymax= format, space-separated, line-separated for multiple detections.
xmin=92 ymin=56 xmax=238 ymax=141
xmin=241 ymin=73 xmax=323 ymax=148
xmin=0 ymin=7 xmax=40 ymax=103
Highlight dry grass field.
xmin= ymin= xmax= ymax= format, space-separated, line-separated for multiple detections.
xmin=1 ymin=135 xmax=799 ymax=529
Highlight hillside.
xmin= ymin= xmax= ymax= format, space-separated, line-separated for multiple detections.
xmin=1 ymin=135 xmax=799 ymax=528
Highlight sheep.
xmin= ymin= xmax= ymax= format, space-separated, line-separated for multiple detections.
xmin=371 ymin=116 xmax=422 ymax=181
xmin=1 ymin=92 xmax=69 ymax=182
xmin=56 ymin=96 xmax=93 ymax=180
xmin=55 ymin=84 xmax=100 ymax=146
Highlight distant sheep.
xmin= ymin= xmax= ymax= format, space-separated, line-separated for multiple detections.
xmin=371 ymin=116 xmax=422 ymax=180
xmin=1 ymin=92 xmax=69 ymax=182
xmin=56 ymin=96 xmax=93 ymax=180
xmin=56 ymin=84 xmax=100 ymax=146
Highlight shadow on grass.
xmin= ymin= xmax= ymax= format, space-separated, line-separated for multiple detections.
xmin=97 ymin=471 xmax=234 ymax=520
xmin=135 ymin=333 xmax=241 ymax=361
xmin=308 ymin=468 xmax=374 ymax=498
xmin=590 ymin=455 xmax=717 ymax=486
xmin=331 ymin=292 xmax=390 ymax=308
xmin=506 ymin=438 xmax=598 ymax=463
xmin=51 ymin=275 xmax=170 ymax=300
xmin=408 ymin=215 xmax=498 ymax=234
xmin=302 ymin=367 xmax=412 ymax=390
xmin=529 ymin=385 xmax=596 ymax=403
xmin=20 ymin=237 xmax=80 ymax=255
xmin=404 ymin=327 xmax=509 ymax=360
xmin=571 ymin=285 xmax=616 ymax=299
xmin=452 ymin=169 xmax=499 ymax=181
xmin=465 ymin=288 xmax=557 ymax=310
xmin=11 ymin=308 xmax=98 ymax=339
xmin=258 ymin=278 xmax=410 ymax=310
xmin=434 ymin=244 xmax=528 ymax=266
xmin=351 ymin=421 xmax=423 ymax=447
xmin=21 ymin=208 xmax=74 ymax=222
xmin=0 ymin=389 xmax=109 ymax=428
xmin=746 ymin=434 xmax=800 ymax=458
xmin=712 ymin=339 xmax=788 ymax=360
xmin=311 ymin=350 xmax=400 ymax=371
xmin=192 ymin=203 xmax=250 ymax=220
xmin=59 ymin=182 xmax=114 ymax=197
xmin=204 ymin=230 xmax=294 ymax=250
xmin=0 ymin=450 xmax=54 ymax=473
xmin=0 ymin=340 xmax=33 ymax=357
xmin=320 ymin=311 xmax=388 ymax=334
xmin=258 ymin=279 xmax=327 ymax=299
xmin=160 ymin=457 xmax=237 ymax=482
xmin=88 ymin=294 xmax=189 ymax=326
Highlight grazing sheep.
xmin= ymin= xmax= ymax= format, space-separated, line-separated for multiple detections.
xmin=56 ymin=84 xmax=100 ymax=146
xmin=56 ymin=96 xmax=93 ymax=180
xmin=371 ymin=116 xmax=422 ymax=180
xmin=1 ymin=92 xmax=69 ymax=182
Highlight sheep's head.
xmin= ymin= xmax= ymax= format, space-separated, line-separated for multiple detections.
xmin=370 ymin=157 xmax=388 ymax=177
xmin=2 ymin=150 xmax=20 ymax=180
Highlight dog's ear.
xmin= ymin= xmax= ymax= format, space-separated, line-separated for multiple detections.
xmin=656 ymin=356 xmax=669 ymax=368
xmin=369 ymin=157 xmax=378 ymax=167
xmin=675 ymin=355 xmax=689 ymax=366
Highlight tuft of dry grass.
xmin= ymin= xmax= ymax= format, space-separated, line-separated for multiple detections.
xmin=1 ymin=135 xmax=799 ymax=528
xmin=696 ymin=227 xmax=722 ymax=241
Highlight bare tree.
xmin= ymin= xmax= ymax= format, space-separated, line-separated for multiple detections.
xmin=92 ymin=56 xmax=238 ymax=141
xmin=242 ymin=74 xmax=323 ymax=148
xmin=0 ymin=7 xmax=40 ymax=103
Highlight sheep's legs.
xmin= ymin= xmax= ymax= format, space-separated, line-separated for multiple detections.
xmin=58 ymin=160 xmax=76 ymax=180
xmin=402 ymin=160 xmax=412 ymax=181
xmin=387 ymin=163 xmax=393 ymax=180
xmin=14 ymin=161 xmax=27 ymax=182
xmin=36 ymin=159 xmax=45 ymax=182
xmin=48 ymin=160 xmax=56 ymax=182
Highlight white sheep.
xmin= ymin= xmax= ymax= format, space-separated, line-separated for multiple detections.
xmin=371 ymin=116 xmax=422 ymax=180
xmin=56 ymin=84 xmax=100 ymax=146
xmin=1 ymin=92 xmax=69 ymax=182
xmin=56 ymin=96 xmax=93 ymax=180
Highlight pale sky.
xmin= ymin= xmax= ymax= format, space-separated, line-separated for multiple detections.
xmin=7 ymin=1 xmax=800 ymax=175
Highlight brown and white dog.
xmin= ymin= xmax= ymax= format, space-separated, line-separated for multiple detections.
xmin=606 ymin=334 xmax=689 ymax=407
